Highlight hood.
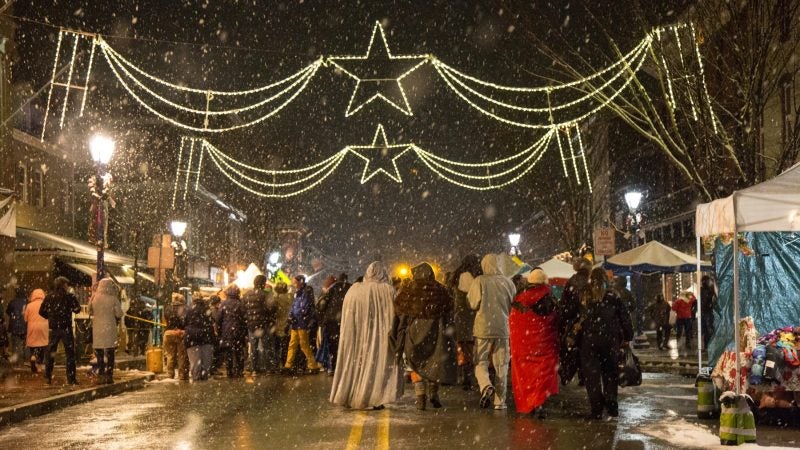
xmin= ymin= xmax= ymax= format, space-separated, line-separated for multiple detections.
xmin=480 ymin=254 xmax=500 ymax=276
xmin=364 ymin=261 xmax=389 ymax=283
xmin=411 ymin=262 xmax=435 ymax=282
xmin=171 ymin=292 xmax=187 ymax=305
xmin=96 ymin=278 xmax=118 ymax=296
xmin=30 ymin=288 xmax=45 ymax=303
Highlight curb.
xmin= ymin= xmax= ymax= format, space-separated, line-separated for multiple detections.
xmin=0 ymin=372 xmax=155 ymax=428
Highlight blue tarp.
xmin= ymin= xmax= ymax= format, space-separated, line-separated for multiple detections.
xmin=708 ymin=232 xmax=800 ymax=366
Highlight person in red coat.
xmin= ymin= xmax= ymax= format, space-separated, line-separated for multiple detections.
xmin=510 ymin=268 xmax=559 ymax=417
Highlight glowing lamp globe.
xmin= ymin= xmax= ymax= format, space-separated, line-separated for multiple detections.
xmin=624 ymin=191 xmax=643 ymax=211
xmin=170 ymin=220 xmax=187 ymax=238
xmin=89 ymin=135 xmax=115 ymax=165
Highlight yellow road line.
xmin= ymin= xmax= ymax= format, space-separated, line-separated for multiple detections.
xmin=345 ymin=411 xmax=367 ymax=450
xmin=376 ymin=408 xmax=390 ymax=450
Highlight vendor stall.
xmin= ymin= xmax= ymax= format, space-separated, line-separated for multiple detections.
xmin=695 ymin=162 xmax=800 ymax=409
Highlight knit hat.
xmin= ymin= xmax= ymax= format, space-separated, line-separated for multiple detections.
xmin=527 ymin=268 xmax=548 ymax=285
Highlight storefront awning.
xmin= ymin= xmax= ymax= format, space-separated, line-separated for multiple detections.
xmin=66 ymin=263 xmax=136 ymax=285
xmin=15 ymin=228 xmax=138 ymax=266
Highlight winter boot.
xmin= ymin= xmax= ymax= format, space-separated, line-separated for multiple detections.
xmin=480 ymin=385 xmax=495 ymax=409
xmin=414 ymin=381 xmax=427 ymax=410
xmin=429 ymin=382 xmax=442 ymax=408
xmin=461 ymin=363 xmax=474 ymax=391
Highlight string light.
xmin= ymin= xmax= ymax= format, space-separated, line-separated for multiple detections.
xmin=564 ymin=126 xmax=581 ymax=184
xmin=171 ymin=136 xmax=185 ymax=209
xmin=413 ymin=139 xmax=552 ymax=191
xmin=203 ymin=141 xmax=348 ymax=186
xmin=41 ymin=29 xmax=63 ymax=140
xmin=79 ymin=36 xmax=97 ymax=116
xmin=575 ymin=125 xmax=593 ymax=193
xmin=99 ymin=43 xmax=323 ymax=132
xmin=40 ymin=22 xmax=711 ymax=195
xmin=345 ymin=124 xmax=413 ymax=183
xmin=433 ymin=45 xmax=647 ymax=114
xmin=202 ymin=141 xmax=349 ymax=198
xmin=58 ymin=35 xmax=80 ymax=128
xmin=411 ymin=130 xmax=553 ymax=179
xmin=101 ymin=39 xmax=320 ymax=97
xmin=102 ymin=43 xmax=319 ymax=116
xmin=690 ymin=22 xmax=719 ymax=134
xmin=671 ymin=25 xmax=699 ymax=121
xmin=431 ymin=36 xmax=652 ymax=129
xmin=429 ymin=38 xmax=649 ymax=114
xmin=327 ymin=21 xmax=429 ymax=117
xmin=430 ymin=36 xmax=650 ymax=93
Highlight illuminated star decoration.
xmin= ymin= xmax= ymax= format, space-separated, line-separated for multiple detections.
xmin=327 ymin=21 xmax=428 ymax=117
xmin=348 ymin=124 xmax=412 ymax=183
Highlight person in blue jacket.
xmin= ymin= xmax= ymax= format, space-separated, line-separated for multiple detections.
xmin=282 ymin=275 xmax=321 ymax=374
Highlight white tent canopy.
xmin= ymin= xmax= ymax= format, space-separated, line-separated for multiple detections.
xmin=604 ymin=240 xmax=712 ymax=274
xmin=537 ymin=257 xmax=576 ymax=279
xmin=694 ymin=161 xmax=800 ymax=395
xmin=695 ymin=161 xmax=800 ymax=237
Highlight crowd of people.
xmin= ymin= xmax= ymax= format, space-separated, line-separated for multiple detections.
xmin=0 ymin=253 xmax=717 ymax=421
xmin=328 ymin=255 xmax=633 ymax=420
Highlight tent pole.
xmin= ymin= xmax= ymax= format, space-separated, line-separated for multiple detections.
xmin=732 ymin=229 xmax=741 ymax=396
xmin=696 ymin=236 xmax=703 ymax=370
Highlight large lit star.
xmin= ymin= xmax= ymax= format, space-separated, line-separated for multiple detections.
xmin=348 ymin=124 xmax=412 ymax=183
xmin=328 ymin=22 xmax=428 ymax=117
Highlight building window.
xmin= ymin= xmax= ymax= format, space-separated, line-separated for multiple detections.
xmin=15 ymin=162 xmax=27 ymax=204
xmin=31 ymin=169 xmax=44 ymax=207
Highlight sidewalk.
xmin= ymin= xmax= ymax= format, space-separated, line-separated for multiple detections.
xmin=0 ymin=355 xmax=153 ymax=428
xmin=635 ymin=331 xmax=707 ymax=376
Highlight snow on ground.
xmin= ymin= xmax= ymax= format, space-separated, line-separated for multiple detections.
xmin=637 ymin=418 xmax=798 ymax=450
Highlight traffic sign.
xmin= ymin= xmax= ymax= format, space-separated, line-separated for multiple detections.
xmin=594 ymin=227 xmax=616 ymax=256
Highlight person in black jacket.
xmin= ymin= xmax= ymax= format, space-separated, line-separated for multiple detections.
xmin=216 ymin=285 xmax=248 ymax=378
xmin=577 ymin=268 xmax=634 ymax=419
xmin=184 ymin=296 xmax=215 ymax=381
xmin=315 ymin=273 xmax=351 ymax=376
xmin=557 ymin=258 xmax=591 ymax=385
xmin=39 ymin=276 xmax=81 ymax=385
xmin=242 ymin=275 xmax=276 ymax=374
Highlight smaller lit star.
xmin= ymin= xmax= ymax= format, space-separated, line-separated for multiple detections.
xmin=327 ymin=22 xmax=429 ymax=117
xmin=347 ymin=124 xmax=412 ymax=183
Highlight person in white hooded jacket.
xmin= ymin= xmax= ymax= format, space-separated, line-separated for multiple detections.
xmin=467 ymin=253 xmax=516 ymax=410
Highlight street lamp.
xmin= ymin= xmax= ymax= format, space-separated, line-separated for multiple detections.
xmin=89 ymin=134 xmax=114 ymax=280
xmin=624 ymin=190 xmax=649 ymax=346
xmin=170 ymin=220 xmax=188 ymax=285
xmin=508 ymin=233 xmax=521 ymax=257
xmin=624 ymin=191 xmax=645 ymax=248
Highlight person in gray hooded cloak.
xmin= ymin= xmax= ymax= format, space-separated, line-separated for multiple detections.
xmin=330 ymin=262 xmax=403 ymax=409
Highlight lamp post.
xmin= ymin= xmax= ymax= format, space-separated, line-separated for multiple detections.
xmin=89 ymin=134 xmax=114 ymax=281
xmin=508 ymin=233 xmax=521 ymax=257
xmin=624 ymin=190 xmax=648 ymax=345
xmin=170 ymin=220 xmax=188 ymax=286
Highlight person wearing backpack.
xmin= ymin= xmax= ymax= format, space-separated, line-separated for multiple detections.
xmin=578 ymin=268 xmax=633 ymax=420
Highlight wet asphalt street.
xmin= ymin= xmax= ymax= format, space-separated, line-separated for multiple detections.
xmin=0 ymin=372 xmax=798 ymax=449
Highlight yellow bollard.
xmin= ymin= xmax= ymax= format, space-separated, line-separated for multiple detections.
xmin=146 ymin=347 xmax=164 ymax=373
